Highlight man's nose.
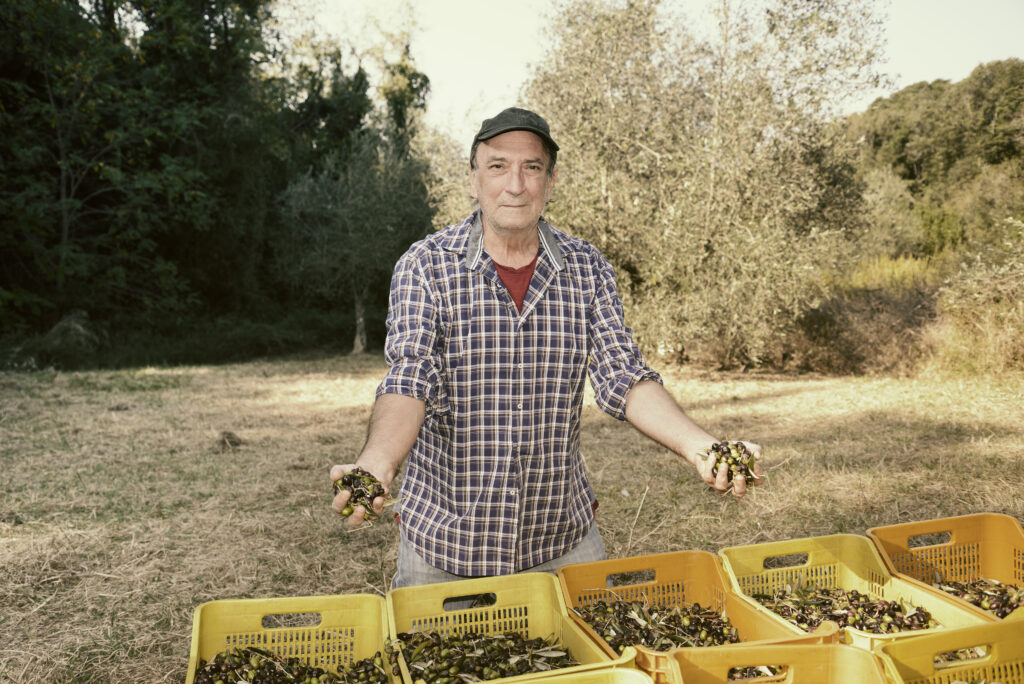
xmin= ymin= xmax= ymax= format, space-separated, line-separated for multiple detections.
xmin=505 ymin=167 xmax=526 ymax=194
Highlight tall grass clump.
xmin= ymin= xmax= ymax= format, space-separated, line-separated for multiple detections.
xmin=846 ymin=254 xmax=945 ymax=292
xmin=923 ymin=218 xmax=1024 ymax=374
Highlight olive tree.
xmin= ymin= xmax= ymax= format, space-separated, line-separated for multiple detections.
xmin=525 ymin=0 xmax=886 ymax=367
xmin=276 ymin=131 xmax=432 ymax=353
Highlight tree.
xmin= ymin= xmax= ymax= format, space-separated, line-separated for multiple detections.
xmin=276 ymin=131 xmax=432 ymax=353
xmin=847 ymin=59 xmax=1024 ymax=256
xmin=0 ymin=0 xmax=197 ymax=329
xmin=525 ymin=0 xmax=883 ymax=367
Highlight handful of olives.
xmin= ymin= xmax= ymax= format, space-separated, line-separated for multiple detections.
xmin=701 ymin=441 xmax=759 ymax=485
xmin=333 ymin=467 xmax=386 ymax=519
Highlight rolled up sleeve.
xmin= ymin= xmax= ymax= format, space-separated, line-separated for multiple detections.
xmin=586 ymin=253 xmax=661 ymax=420
xmin=376 ymin=254 xmax=445 ymax=410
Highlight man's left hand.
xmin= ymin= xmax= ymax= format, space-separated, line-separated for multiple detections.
xmin=697 ymin=441 xmax=764 ymax=498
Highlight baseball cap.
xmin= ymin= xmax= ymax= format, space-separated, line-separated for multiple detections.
xmin=472 ymin=107 xmax=560 ymax=151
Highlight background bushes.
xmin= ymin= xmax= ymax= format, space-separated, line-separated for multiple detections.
xmin=2 ymin=0 xmax=1022 ymax=375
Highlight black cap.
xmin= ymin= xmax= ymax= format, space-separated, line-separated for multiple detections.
xmin=472 ymin=107 xmax=559 ymax=151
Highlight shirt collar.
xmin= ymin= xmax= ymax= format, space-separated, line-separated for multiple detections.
xmin=457 ymin=210 xmax=565 ymax=272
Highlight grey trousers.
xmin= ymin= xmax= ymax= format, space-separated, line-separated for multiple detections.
xmin=391 ymin=523 xmax=607 ymax=589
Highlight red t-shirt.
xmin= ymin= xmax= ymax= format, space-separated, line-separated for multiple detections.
xmin=493 ymin=252 xmax=538 ymax=312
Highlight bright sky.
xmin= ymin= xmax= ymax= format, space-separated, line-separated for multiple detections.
xmin=314 ymin=0 xmax=1024 ymax=146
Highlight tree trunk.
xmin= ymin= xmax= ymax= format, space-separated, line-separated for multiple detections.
xmin=350 ymin=295 xmax=367 ymax=355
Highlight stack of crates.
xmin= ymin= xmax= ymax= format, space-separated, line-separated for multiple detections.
xmin=185 ymin=513 xmax=1024 ymax=683
xmin=187 ymin=574 xmax=643 ymax=684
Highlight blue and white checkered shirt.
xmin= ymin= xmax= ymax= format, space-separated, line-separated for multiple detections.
xmin=378 ymin=211 xmax=661 ymax=576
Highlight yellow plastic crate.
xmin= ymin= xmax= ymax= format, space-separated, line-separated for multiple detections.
xmin=556 ymin=551 xmax=838 ymax=684
xmin=867 ymin=512 xmax=1024 ymax=621
xmin=665 ymin=643 xmax=889 ymax=684
xmin=718 ymin=534 xmax=988 ymax=652
xmin=545 ymin=671 xmax=655 ymax=683
xmin=185 ymin=593 xmax=392 ymax=684
xmin=874 ymin=619 xmax=1024 ymax=683
xmin=386 ymin=572 xmax=637 ymax=683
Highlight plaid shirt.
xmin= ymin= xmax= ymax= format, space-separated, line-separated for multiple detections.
xmin=378 ymin=211 xmax=660 ymax=576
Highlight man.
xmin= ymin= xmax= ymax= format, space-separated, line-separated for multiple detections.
xmin=330 ymin=107 xmax=763 ymax=587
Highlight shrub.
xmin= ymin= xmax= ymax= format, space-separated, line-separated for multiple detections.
xmin=924 ymin=217 xmax=1024 ymax=373
xmin=786 ymin=286 xmax=935 ymax=375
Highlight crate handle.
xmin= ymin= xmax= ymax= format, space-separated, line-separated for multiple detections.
xmin=762 ymin=552 xmax=808 ymax=569
xmin=726 ymin=663 xmax=788 ymax=678
xmin=907 ymin=530 xmax=952 ymax=548
xmin=931 ymin=642 xmax=991 ymax=670
xmin=441 ymin=592 xmax=497 ymax=612
xmin=260 ymin=612 xmax=323 ymax=629
xmin=605 ymin=568 xmax=656 ymax=587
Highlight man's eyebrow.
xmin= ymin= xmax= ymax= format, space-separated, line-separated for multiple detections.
xmin=481 ymin=154 xmax=546 ymax=165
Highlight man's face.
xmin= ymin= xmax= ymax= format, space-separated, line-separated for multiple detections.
xmin=470 ymin=130 xmax=557 ymax=235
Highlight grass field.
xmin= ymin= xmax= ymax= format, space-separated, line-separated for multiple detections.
xmin=1 ymin=353 xmax=1022 ymax=682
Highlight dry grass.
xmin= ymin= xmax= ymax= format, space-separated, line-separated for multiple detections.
xmin=1 ymin=354 xmax=1022 ymax=682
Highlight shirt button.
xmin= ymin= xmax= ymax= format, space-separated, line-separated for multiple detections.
xmin=517 ymin=402 xmax=523 ymax=409
xmin=517 ymin=362 xmax=524 ymax=369
xmin=507 ymin=489 xmax=516 ymax=497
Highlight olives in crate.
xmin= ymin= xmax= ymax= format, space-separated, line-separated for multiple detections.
xmin=574 ymin=598 xmax=740 ymax=652
xmin=751 ymin=584 xmax=937 ymax=634
xmin=193 ymin=646 xmax=387 ymax=683
xmin=386 ymin=629 xmax=577 ymax=682
xmin=933 ymin=577 xmax=1024 ymax=619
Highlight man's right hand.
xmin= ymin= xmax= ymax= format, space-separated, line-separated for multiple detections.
xmin=330 ymin=463 xmax=389 ymax=529
xmin=327 ymin=394 xmax=424 ymax=528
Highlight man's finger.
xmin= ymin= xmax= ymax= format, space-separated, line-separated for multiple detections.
xmin=731 ymin=474 xmax=747 ymax=498
xmin=331 ymin=488 xmax=352 ymax=514
xmin=714 ymin=462 xmax=730 ymax=491
xmin=345 ymin=505 xmax=370 ymax=529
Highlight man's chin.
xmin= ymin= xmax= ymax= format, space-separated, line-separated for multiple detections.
xmin=485 ymin=210 xmax=540 ymax=233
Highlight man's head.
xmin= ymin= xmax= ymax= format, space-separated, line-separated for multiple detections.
xmin=469 ymin=108 xmax=559 ymax=235
xmin=470 ymin=107 xmax=559 ymax=175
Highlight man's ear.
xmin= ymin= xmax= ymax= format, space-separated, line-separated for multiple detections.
xmin=545 ymin=165 xmax=558 ymax=202
xmin=468 ymin=166 xmax=479 ymax=200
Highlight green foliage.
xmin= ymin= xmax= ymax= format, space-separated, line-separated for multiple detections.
xmin=844 ymin=254 xmax=941 ymax=292
xmin=275 ymin=129 xmax=433 ymax=352
xmin=379 ymin=44 xmax=430 ymax=133
xmin=848 ymin=59 xmax=1024 ymax=256
xmin=527 ymin=0 xmax=884 ymax=368
xmin=0 ymin=0 xmax=414 ymax=364
xmin=1 ymin=0 xmax=195 ymax=324
xmin=914 ymin=202 xmax=964 ymax=255
xmin=6 ymin=306 xmax=357 ymax=370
